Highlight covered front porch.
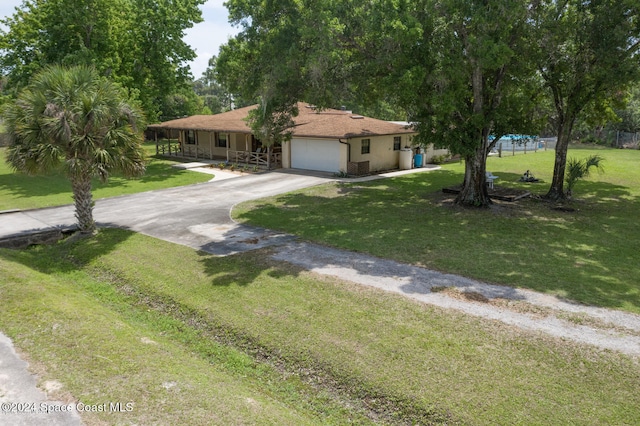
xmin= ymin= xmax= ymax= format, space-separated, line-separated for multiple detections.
xmin=148 ymin=126 xmax=282 ymax=169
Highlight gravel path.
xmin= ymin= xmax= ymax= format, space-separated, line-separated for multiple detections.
xmin=272 ymin=241 xmax=640 ymax=357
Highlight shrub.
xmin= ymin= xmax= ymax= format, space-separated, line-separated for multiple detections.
xmin=565 ymin=154 xmax=605 ymax=198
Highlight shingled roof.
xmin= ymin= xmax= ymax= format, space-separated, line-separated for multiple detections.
xmin=149 ymin=102 xmax=414 ymax=139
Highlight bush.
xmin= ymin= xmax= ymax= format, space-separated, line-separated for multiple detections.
xmin=430 ymin=154 xmax=449 ymax=164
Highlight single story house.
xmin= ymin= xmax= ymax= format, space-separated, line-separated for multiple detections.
xmin=147 ymin=102 xmax=448 ymax=174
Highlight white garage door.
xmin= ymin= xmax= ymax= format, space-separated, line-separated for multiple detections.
xmin=290 ymin=139 xmax=342 ymax=173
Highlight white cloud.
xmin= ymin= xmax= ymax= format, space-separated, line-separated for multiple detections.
xmin=184 ymin=0 xmax=241 ymax=77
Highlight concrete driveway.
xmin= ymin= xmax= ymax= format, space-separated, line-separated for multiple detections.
xmin=0 ymin=169 xmax=332 ymax=255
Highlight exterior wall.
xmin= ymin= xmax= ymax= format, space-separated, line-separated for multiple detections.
xmin=282 ymin=140 xmax=291 ymax=168
xmin=176 ymin=130 xmax=251 ymax=160
xmin=348 ymin=134 xmax=415 ymax=172
xmin=339 ymin=140 xmax=348 ymax=172
xmin=230 ymin=133 xmax=251 ymax=151
xmin=423 ymin=145 xmax=450 ymax=163
xmin=197 ymin=130 xmax=213 ymax=158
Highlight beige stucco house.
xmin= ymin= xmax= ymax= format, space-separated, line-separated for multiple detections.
xmin=147 ymin=102 xmax=447 ymax=174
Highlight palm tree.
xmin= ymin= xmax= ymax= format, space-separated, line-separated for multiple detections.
xmin=3 ymin=65 xmax=146 ymax=234
xmin=564 ymin=154 xmax=605 ymax=199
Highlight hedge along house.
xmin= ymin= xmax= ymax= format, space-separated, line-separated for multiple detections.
xmin=147 ymin=102 xmax=446 ymax=174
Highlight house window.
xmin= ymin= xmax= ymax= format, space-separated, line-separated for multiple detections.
xmin=216 ymin=133 xmax=227 ymax=148
xmin=361 ymin=139 xmax=371 ymax=154
xmin=186 ymin=130 xmax=196 ymax=145
xmin=393 ymin=136 xmax=401 ymax=151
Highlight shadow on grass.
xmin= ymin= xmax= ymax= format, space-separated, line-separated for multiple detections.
xmin=234 ymin=170 xmax=640 ymax=312
xmin=195 ymin=223 xmax=304 ymax=287
xmin=136 ymin=157 xmax=195 ymax=183
xmin=197 ymin=248 xmax=306 ymax=288
xmin=0 ymin=156 xmax=197 ymax=201
xmin=0 ymin=172 xmax=72 ymax=199
xmin=0 ymin=228 xmax=134 ymax=275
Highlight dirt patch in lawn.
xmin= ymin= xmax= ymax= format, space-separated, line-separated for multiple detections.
xmin=442 ymin=184 xmax=531 ymax=202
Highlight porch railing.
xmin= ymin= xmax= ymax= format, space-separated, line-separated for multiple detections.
xmin=228 ymin=150 xmax=282 ymax=168
xmin=155 ymin=140 xmax=282 ymax=168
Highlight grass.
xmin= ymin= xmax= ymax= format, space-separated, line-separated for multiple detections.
xmin=1 ymin=229 xmax=639 ymax=424
xmin=0 ymin=143 xmax=212 ymax=211
xmin=233 ymin=147 xmax=640 ymax=314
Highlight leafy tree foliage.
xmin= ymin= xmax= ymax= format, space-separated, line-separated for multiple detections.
xmin=219 ymin=0 xmax=540 ymax=207
xmin=218 ymin=0 xmax=353 ymax=111
xmin=360 ymin=0 xmax=542 ymax=206
xmin=3 ymin=65 xmax=146 ymax=234
xmin=161 ymin=90 xmax=206 ymax=121
xmin=612 ymin=84 xmax=640 ymax=133
xmin=531 ymin=0 xmax=640 ymax=200
xmin=218 ymin=0 xmax=356 ymax=170
xmin=217 ymin=0 xmax=638 ymax=205
xmin=193 ymin=56 xmax=243 ymax=114
xmin=245 ymin=100 xmax=298 ymax=169
xmin=0 ymin=0 xmax=205 ymax=121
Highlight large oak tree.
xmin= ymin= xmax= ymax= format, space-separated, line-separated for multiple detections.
xmin=354 ymin=0 xmax=541 ymax=206
xmin=218 ymin=0 xmax=540 ymax=207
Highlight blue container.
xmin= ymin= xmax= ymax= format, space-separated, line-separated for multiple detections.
xmin=414 ymin=153 xmax=423 ymax=168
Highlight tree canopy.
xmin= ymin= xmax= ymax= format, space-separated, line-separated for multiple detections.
xmin=358 ymin=0 xmax=542 ymax=206
xmin=193 ymin=56 xmax=248 ymax=114
xmin=216 ymin=0 xmax=639 ymax=206
xmin=532 ymin=0 xmax=640 ymax=200
xmin=3 ymin=65 xmax=146 ymax=234
xmin=218 ymin=0 xmax=541 ymax=206
xmin=0 ymin=0 xmax=206 ymax=121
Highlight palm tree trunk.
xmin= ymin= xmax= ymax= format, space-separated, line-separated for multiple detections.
xmin=71 ymin=174 xmax=96 ymax=234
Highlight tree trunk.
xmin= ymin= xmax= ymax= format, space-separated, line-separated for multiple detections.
xmin=71 ymin=174 xmax=96 ymax=234
xmin=267 ymin=145 xmax=271 ymax=170
xmin=455 ymin=144 xmax=492 ymax=207
xmin=545 ymin=115 xmax=575 ymax=201
xmin=454 ymin=57 xmax=493 ymax=208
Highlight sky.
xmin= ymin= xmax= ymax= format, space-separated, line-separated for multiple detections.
xmin=0 ymin=0 xmax=240 ymax=78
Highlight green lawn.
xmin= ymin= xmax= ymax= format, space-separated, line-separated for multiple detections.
xmin=2 ymin=144 xmax=639 ymax=424
xmin=1 ymin=230 xmax=638 ymax=425
xmin=233 ymin=147 xmax=640 ymax=314
xmin=0 ymin=143 xmax=211 ymax=211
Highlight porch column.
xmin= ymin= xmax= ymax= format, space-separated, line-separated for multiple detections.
xmin=181 ymin=131 xmax=185 ymax=158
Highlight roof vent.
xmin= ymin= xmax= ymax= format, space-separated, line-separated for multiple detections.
xmin=350 ymin=115 xmax=365 ymax=119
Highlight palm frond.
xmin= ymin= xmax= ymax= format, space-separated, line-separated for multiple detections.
xmin=564 ymin=154 xmax=605 ymax=197
xmin=2 ymin=65 xmax=147 ymax=232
